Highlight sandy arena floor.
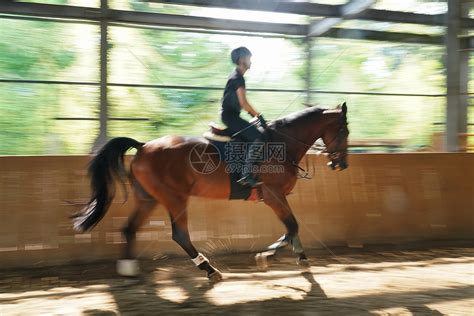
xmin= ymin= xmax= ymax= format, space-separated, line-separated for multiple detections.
xmin=0 ymin=245 xmax=473 ymax=315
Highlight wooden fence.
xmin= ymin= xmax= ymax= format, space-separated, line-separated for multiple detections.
xmin=0 ymin=153 xmax=473 ymax=268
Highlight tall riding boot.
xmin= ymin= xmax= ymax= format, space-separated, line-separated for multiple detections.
xmin=237 ymin=138 xmax=264 ymax=187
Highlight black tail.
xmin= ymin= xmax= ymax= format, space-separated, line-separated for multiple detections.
xmin=72 ymin=137 xmax=144 ymax=232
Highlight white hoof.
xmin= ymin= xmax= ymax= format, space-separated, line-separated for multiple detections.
xmin=117 ymin=259 xmax=140 ymax=277
xmin=208 ymin=270 xmax=223 ymax=282
xmin=255 ymin=253 xmax=269 ymax=271
xmin=297 ymin=258 xmax=310 ymax=267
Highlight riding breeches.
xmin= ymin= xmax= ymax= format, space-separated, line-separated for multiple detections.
xmin=220 ymin=110 xmax=262 ymax=142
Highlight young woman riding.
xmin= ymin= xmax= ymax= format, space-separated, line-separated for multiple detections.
xmin=220 ymin=46 xmax=267 ymax=188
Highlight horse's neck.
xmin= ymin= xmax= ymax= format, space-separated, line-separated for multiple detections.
xmin=276 ymin=112 xmax=335 ymax=164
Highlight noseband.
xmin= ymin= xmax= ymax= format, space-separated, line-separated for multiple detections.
xmin=324 ymin=116 xmax=348 ymax=161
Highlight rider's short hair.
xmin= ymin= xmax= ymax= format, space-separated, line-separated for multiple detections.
xmin=231 ymin=47 xmax=252 ymax=65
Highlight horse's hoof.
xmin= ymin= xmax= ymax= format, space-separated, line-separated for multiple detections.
xmin=255 ymin=253 xmax=269 ymax=271
xmin=208 ymin=270 xmax=223 ymax=282
xmin=297 ymin=258 xmax=310 ymax=267
xmin=117 ymin=259 xmax=140 ymax=277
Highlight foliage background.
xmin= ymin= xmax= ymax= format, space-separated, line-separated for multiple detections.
xmin=0 ymin=0 xmax=472 ymax=154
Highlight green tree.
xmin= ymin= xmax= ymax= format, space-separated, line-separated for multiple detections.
xmin=0 ymin=19 xmax=76 ymax=155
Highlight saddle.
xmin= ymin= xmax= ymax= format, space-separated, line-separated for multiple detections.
xmin=202 ymin=122 xmax=233 ymax=142
xmin=202 ymin=118 xmax=265 ymax=201
xmin=203 ymin=116 xmax=262 ymax=142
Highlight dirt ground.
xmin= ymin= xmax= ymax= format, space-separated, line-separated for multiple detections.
xmin=0 ymin=245 xmax=473 ymax=316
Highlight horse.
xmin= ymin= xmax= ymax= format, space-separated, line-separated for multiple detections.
xmin=72 ymin=103 xmax=349 ymax=282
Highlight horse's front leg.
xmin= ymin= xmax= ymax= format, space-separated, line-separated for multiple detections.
xmin=256 ymin=186 xmax=309 ymax=269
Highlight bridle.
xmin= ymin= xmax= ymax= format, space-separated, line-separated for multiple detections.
xmin=323 ymin=115 xmax=348 ymax=169
xmin=266 ymin=112 xmax=348 ymax=173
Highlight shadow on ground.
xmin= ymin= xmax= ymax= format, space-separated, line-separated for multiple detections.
xmin=0 ymin=244 xmax=473 ymax=315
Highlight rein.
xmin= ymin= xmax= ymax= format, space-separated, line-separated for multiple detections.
xmin=270 ymin=128 xmax=315 ymax=179
xmin=292 ymin=160 xmax=312 ymax=179
xmin=270 ymin=113 xmax=346 ymax=177
xmin=226 ymin=109 xmax=346 ymax=179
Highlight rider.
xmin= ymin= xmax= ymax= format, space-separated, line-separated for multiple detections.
xmin=220 ymin=46 xmax=267 ymax=188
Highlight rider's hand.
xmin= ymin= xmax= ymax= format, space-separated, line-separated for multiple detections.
xmin=257 ymin=114 xmax=267 ymax=128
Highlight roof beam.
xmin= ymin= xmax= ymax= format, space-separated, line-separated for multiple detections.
xmin=309 ymin=0 xmax=374 ymax=37
xmin=341 ymin=0 xmax=375 ymax=16
xmin=109 ymin=9 xmax=307 ymax=35
xmin=309 ymin=17 xmax=342 ymax=37
xmin=0 ymin=2 xmax=307 ymax=35
xmin=325 ymin=28 xmax=443 ymax=45
xmin=460 ymin=36 xmax=474 ymax=50
xmin=149 ymin=0 xmax=474 ymax=28
xmin=0 ymin=1 xmax=101 ymax=20
xmin=146 ymin=0 xmax=339 ymax=17
xmin=0 ymin=2 xmax=446 ymax=44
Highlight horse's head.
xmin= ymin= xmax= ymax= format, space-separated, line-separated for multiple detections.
xmin=321 ymin=102 xmax=349 ymax=171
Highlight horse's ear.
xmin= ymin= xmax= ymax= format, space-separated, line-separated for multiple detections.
xmin=341 ymin=102 xmax=347 ymax=115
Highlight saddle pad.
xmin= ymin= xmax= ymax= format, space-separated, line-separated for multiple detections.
xmin=207 ymin=139 xmax=252 ymax=200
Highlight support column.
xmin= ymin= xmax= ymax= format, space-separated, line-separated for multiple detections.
xmin=458 ymin=1 xmax=473 ymax=150
xmin=305 ymin=36 xmax=313 ymax=106
xmin=93 ymin=0 xmax=109 ymax=152
xmin=458 ymin=40 xmax=469 ymax=150
xmin=445 ymin=0 xmax=469 ymax=151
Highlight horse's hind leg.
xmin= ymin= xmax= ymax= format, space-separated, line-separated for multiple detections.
xmin=118 ymin=180 xmax=157 ymax=276
xmin=165 ymin=195 xmax=223 ymax=282
xmin=129 ymin=169 xmax=222 ymax=281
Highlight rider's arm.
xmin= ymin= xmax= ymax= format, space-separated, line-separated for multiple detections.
xmin=236 ymin=87 xmax=259 ymax=117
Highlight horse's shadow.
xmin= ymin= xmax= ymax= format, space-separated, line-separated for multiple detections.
xmin=3 ymin=247 xmax=469 ymax=315
xmin=79 ymin=255 xmax=462 ymax=316
xmin=83 ymin=265 xmax=332 ymax=316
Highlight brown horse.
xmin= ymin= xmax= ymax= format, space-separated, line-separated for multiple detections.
xmin=72 ymin=103 xmax=349 ymax=281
